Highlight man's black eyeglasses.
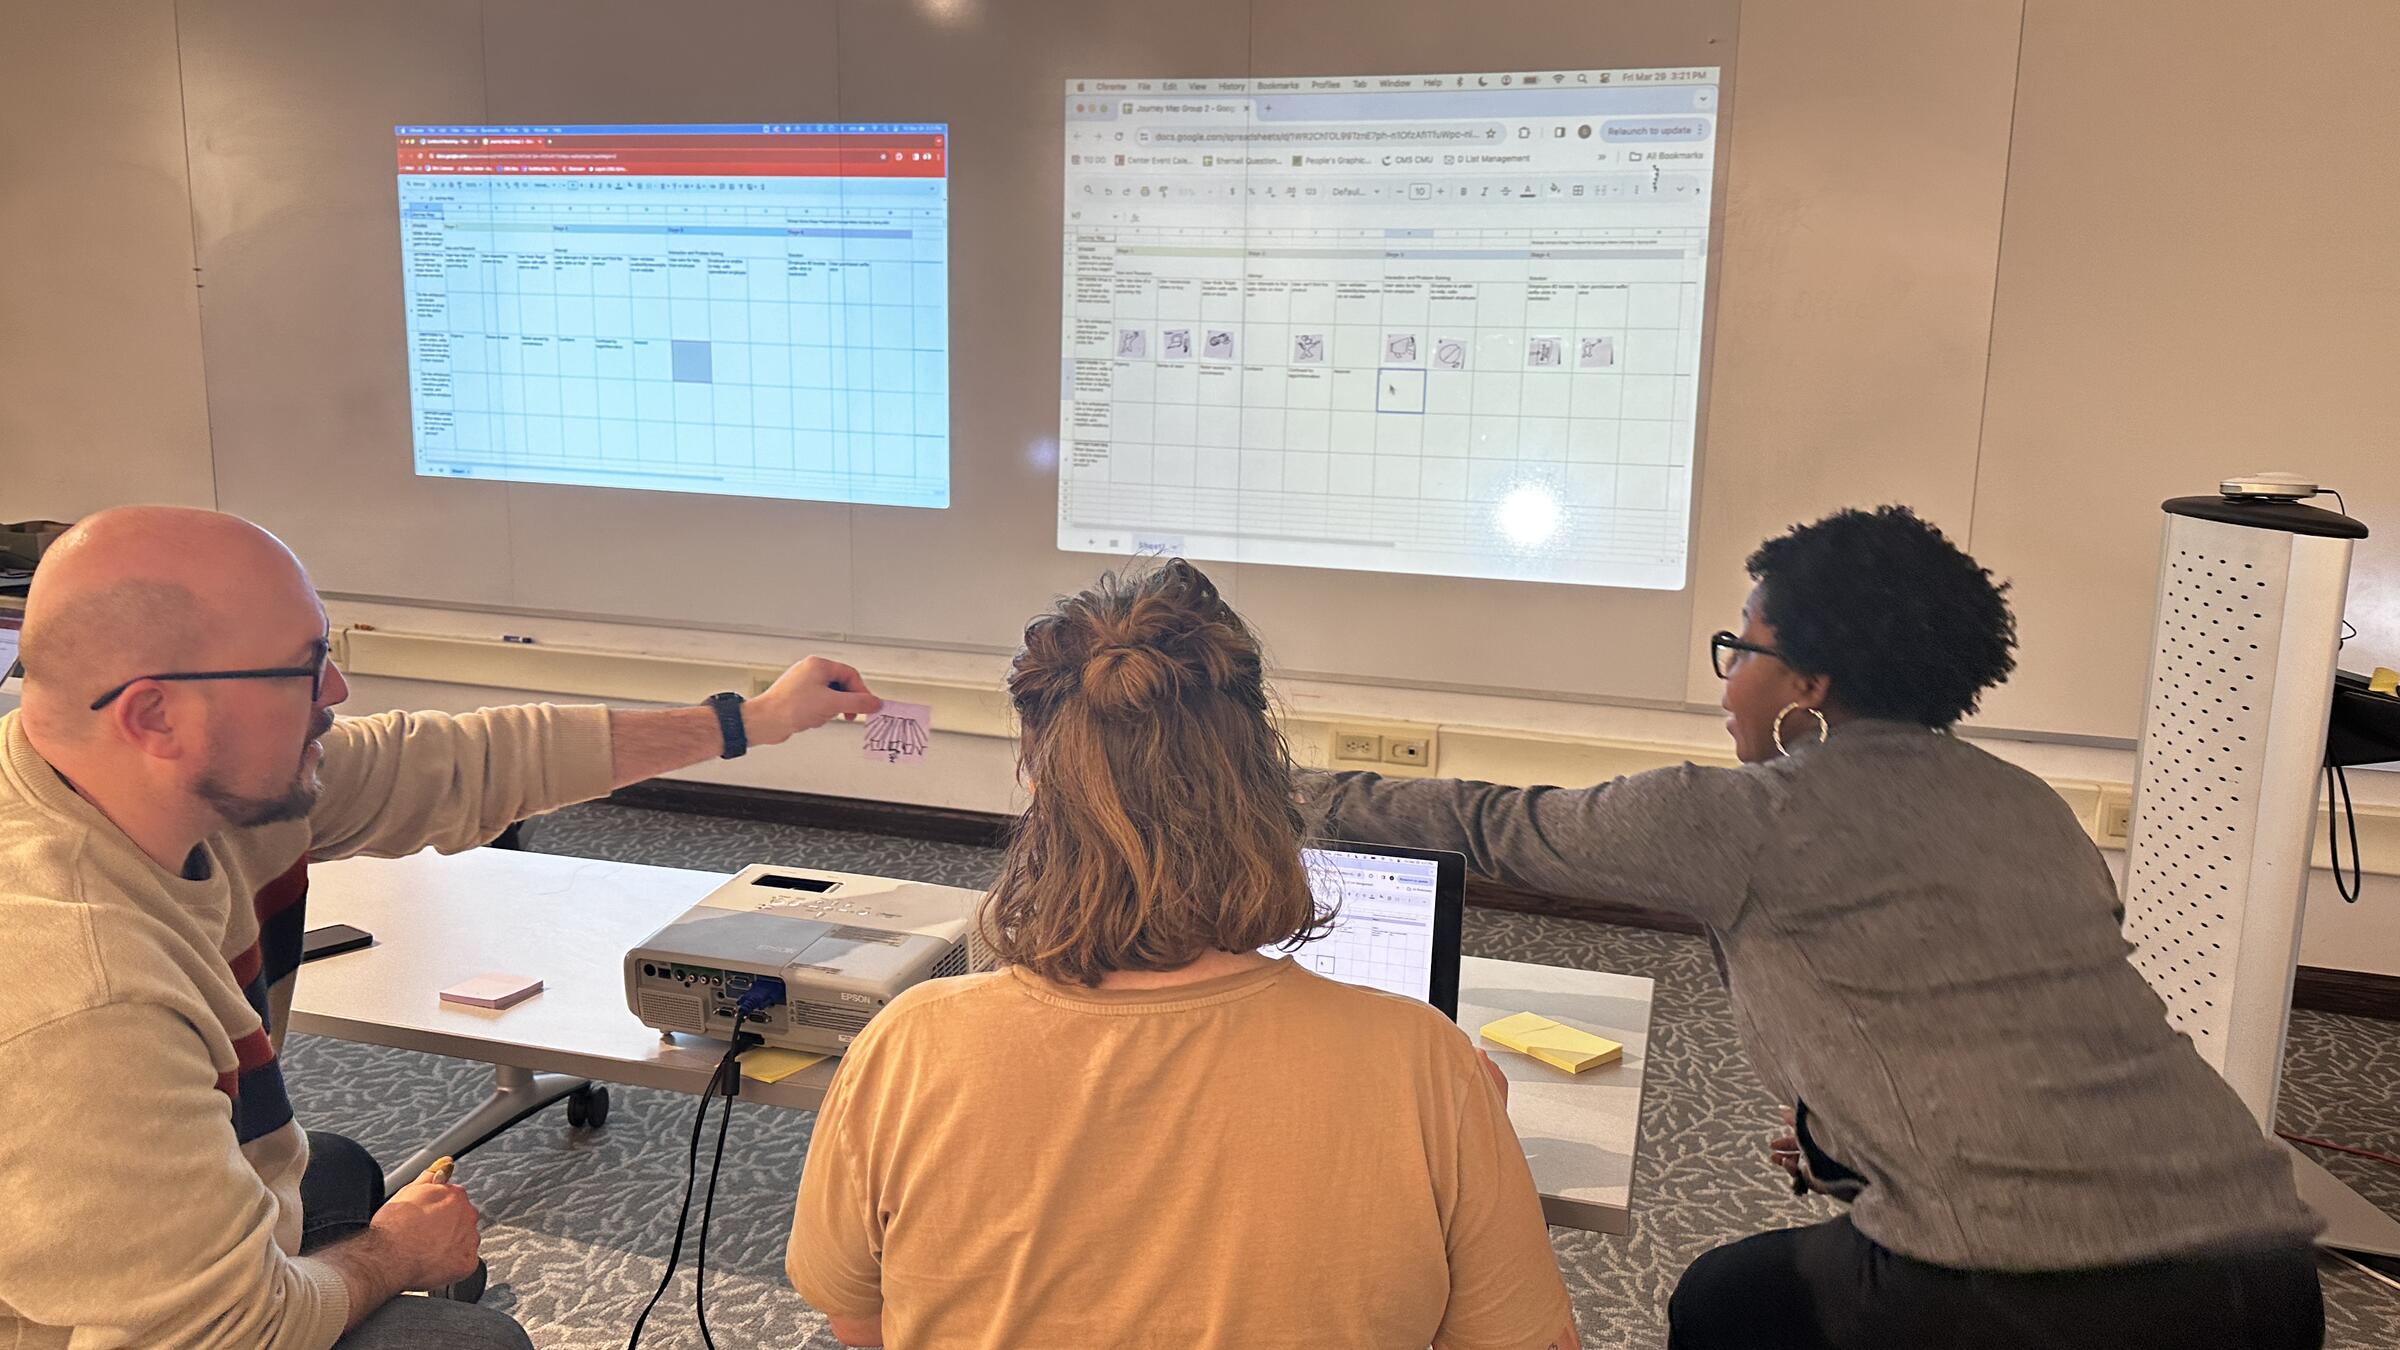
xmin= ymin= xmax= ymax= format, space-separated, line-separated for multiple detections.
xmin=89 ymin=640 xmax=331 ymax=711
xmin=1709 ymin=630 xmax=1783 ymax=680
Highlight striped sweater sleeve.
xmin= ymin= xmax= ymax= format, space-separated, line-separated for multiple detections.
xmin=0 ymin=1001 xmax=350 ymax=1349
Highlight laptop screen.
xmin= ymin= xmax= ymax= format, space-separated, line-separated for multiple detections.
xmin=1269 ymin=842 xmax=1466 ymax=1017
xmin=0 ymin=613 xmax=21 ymax=694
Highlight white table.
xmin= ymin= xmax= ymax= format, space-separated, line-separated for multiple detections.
xmin=291 ymin=847 xmax=1655 ymax=1234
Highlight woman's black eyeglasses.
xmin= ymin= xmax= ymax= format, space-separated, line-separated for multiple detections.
xmin=1709 ymin=630 xmax=1783 ymax=680
xmin=88 ymin=639 xmax=332 ymax=711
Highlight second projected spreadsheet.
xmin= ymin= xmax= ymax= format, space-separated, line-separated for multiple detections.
xmin=1060 ymin=71 xmax=1717 ymax=588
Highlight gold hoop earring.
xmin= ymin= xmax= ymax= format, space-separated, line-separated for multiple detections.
xmin=1773 ymin=702 xmax=1829 ymax=757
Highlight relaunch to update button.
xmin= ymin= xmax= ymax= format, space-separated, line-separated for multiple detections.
xmin=1602 ymin=118 xmax=1712 ymax=142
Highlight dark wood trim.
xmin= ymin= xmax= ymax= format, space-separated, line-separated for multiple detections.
xmin=607 ymin=780 xmax=2400 ymax=1022
xmin=2293 ymin=966 xmax=2400 ymax=1023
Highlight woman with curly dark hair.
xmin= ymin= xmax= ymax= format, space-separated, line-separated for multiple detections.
xmin=1308 ymin=506 xmax=2323 ymax=1350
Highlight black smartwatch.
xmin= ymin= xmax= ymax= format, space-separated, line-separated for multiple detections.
xmin=705 ymin=691 xmax=748 ymax=759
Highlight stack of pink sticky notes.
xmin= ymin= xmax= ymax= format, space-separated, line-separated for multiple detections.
xmin=439 ymin=974 xmax=544 ymax=1010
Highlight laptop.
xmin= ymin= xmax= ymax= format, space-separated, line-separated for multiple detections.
xmin=1270 ymin=840 xmax=1466 ymax=1018
xmin=0 ymin=613 xmax=21 ymax=699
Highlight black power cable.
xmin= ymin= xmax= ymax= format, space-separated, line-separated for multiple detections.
xmin=2316 ymin=499 xmax=2367 ymax=905
xmin=695 ymin=1041 xmax=745 ymax=1348
xmin=627 ymin=979 xmax=781 ymax=1349
xmin=2327 ymin=763 xmax=2364 ymax=903
xmin=626 ymin=1040 xmax=743 ymax=1348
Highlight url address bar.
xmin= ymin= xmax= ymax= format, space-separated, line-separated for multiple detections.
xmin=1141 ymin=123 xmax=1506 ymax=147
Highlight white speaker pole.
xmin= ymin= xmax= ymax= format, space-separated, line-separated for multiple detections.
xmin=2123 ymin=478 xmax=2400 ymax=1257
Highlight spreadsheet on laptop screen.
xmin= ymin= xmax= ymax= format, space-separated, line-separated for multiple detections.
xmin=1274 ymin=846 xmax=1445 ymax=1003
xmin=1060 ymin=68 xmax=1719 ymax=588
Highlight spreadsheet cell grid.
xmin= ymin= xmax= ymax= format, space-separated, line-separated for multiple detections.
xmin=1059 ymin=75 xmax=1717 ymax=587
xmin=399 ymin=123 xmax=951 ymax=509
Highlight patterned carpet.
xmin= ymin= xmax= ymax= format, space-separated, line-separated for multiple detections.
xmin=279 ymin=802 xmax=2400 ymax=1348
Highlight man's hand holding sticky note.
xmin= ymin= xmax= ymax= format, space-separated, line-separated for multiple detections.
xmin=862 ymin=700 xmax=931 ymax=766
xmin=1480 ymin=1011 xmax=1623 ymax=1074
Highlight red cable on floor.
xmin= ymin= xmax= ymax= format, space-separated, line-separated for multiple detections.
xmin=2280 ymin=1130 xmax=2400 ymax=1171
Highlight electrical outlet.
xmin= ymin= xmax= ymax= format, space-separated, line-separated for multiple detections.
xmin=2097 ymin=790 xmax=2134 ymax=846
xmin=1316 ymin=721 xmax=1437 ymax=772
xmin=1334 ymin=730 xmax=1385 ymax=763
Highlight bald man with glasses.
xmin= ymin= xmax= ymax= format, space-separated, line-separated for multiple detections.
xmin=0 ymin=506 xmax=883 ymax=1350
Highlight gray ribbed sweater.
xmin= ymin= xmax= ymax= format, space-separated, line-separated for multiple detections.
xmin=1303 ymin=719 xmax=2321 ymax=1271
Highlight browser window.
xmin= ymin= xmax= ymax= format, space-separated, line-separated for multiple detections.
xmin=1060 ymin=69 xmax=1720 ymax=589
xmin=1276 ymin=846 xmax=1447 ymax=1003
xmin=397 ymin=123 xmax=951 ymax=508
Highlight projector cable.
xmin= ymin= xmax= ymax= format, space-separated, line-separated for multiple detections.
xmin=626 ymin=979 xmax=783 ymax=1349
xmin=694 ymin=1033 xmax=746 ymax=1349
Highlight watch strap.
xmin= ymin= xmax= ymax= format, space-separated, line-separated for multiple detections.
xmin=705 ymin=691 xmax=748 ymax=759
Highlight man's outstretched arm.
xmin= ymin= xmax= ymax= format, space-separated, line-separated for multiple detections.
xmin=605 ymin=656 xmax=880 ymax=786
xmin=306 ymin=655 xmax=881 ymax=862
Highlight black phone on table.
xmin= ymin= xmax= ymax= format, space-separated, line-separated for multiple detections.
xmin=301 ymin=924 xmax=374 ymax=962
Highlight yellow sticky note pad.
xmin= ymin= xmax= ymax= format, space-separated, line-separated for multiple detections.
xmin=739 ymin=1048 xmax=829 ymax=1084
xmin=2371 ymin=667 xmax=2400 ymax=697
xmin=1480 ymin=1012 xmax=1623 ymax=1074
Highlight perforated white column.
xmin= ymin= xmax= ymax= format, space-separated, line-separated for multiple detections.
xmin=2123 ymin=497 xmax=2359 ymax=1125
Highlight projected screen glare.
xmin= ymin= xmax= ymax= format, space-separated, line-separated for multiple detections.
xmin=1060 ymin=69 xmax=1718 ymax=587
xmin=398 ymin=123 xmax=950 ymax=508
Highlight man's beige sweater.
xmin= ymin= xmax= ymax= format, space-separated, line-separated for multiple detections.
xmin=0 ymin=704 xmax=614 ymax=1349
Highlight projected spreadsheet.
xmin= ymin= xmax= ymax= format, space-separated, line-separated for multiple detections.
xmin=398 ymin=123 xmax=950 ymax=508
xmin=1276 ymin=848 xmax=1442 ymax=1002
xmin=1060 ymin=70 xmax=1718 ymax=587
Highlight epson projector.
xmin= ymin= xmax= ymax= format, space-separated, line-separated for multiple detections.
xmin=625 ymin=864 xmax=985 ymax=1054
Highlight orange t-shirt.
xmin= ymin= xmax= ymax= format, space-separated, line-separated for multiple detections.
xmin=789 ymin=958 xmax=1573 ymax=1348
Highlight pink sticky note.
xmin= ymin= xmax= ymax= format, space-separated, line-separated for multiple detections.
xmin=439 ymin=973 xmax=544 ymax=1010
xmin=861 ymin=700 xmax=931 ymax=766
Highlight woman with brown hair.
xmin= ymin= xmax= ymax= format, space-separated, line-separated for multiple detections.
xmin=787 ymin=560 xmax=1579 ymax=1350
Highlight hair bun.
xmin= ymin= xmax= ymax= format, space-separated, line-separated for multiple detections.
xmin=1009 ymin=560 xmax=1267 ymax=720
xmin=1079 ymin=641 xmax=1181 ymax=710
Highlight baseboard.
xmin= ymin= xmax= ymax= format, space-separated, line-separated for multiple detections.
xmin=2292 ymin=966 xmax=2400 ymax=1022
xmin=606 ymin=779 xmax=2399 ymax=1021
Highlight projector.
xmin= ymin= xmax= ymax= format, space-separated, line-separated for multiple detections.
xmin=625 ymin=864 xmax=984 ymax=1054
